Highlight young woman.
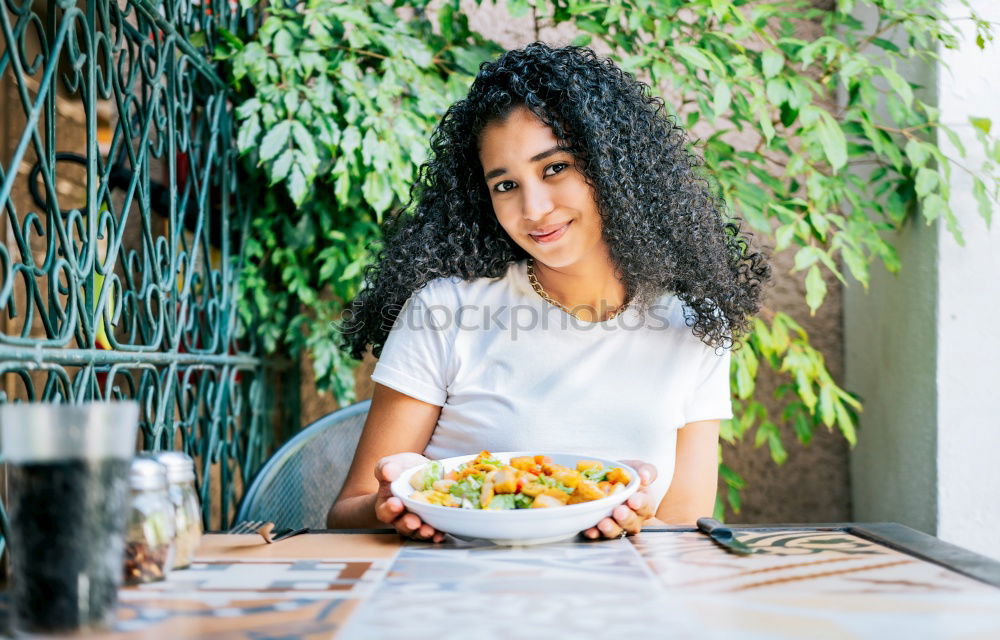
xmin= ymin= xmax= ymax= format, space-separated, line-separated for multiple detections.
xmin=327 ymin=43 xmax=768 ymax=541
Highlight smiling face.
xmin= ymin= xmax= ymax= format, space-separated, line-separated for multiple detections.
xmin=478 ymin=106 xmax=608 ymax=270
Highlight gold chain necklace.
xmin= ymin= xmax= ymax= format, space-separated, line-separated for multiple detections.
xmin=526 ymin=258 xmax=630 ymax=321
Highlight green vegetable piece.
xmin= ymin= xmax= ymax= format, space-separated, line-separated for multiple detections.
xmin=514 ymin=493 xmax=534 ymax=509
xmin=487 ymin=494 xmax=516 ymax=510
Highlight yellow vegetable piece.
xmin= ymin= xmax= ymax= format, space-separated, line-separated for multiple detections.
xmin=530 ymin=494 xmax=565 ymax=508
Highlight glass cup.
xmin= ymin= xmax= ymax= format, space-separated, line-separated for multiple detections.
xmin=1 ymin=401 xmax=139 ymax=636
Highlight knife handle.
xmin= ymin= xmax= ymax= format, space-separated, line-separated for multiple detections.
xmin=696 ymin=517 xmax=735 ymax=542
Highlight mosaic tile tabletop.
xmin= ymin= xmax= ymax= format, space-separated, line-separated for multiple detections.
xmin=4 ymin=529 xmax=999 ymax=639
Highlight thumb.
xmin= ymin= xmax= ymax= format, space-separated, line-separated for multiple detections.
xmin=376 ymin=460 xmax=401 ymax=484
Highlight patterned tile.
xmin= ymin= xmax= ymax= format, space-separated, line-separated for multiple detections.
xmin=633 ymin=531 xmax=997 ymax=595
xmin=338 ymin=537 xmax=705 ymax=639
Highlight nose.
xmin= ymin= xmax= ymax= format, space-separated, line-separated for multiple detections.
xmin=520 ymin=182 xmax=555 ymax=222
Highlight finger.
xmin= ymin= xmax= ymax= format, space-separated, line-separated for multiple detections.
xmin=626 ymin=491 xmax=655 ymax=519
xmin=582 ymin=527 xmax=600 ymax=540
xmin=375 ymin=460 xmax=401 ymax=484
xmin=612 ymin=504 xmax=644 ymax=535
xmin=416 ymin=523 xmax=435 ymax=539
xmin=395 ymin=512 xmax=422 ymax=536
xmin=597 ymin=517 xmax=625 ymax=539
xmin=375 ymin=496 xmax=404 ymax=523
xmin=431 ymin=531 xmax=445 ymax=543
xmin=637 ymin=464 xmax=656 ymax=486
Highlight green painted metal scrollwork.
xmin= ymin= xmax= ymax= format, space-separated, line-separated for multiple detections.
xmin=0 ymin=0 xmax=277 ymax=535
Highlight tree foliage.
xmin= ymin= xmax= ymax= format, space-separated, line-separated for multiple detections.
xmin=216 ymin=0 xmax=997 ymax=519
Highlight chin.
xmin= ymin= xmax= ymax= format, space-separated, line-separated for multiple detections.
xmin=526 ymin=250 xmax=580 ymax=269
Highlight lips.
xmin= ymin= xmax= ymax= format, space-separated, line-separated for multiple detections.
xmin=529 ymin=221 xmax=571 ymax=244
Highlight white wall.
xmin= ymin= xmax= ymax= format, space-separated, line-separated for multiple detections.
xmin=846 ymin=0 xmax=1000 ymax=561
xmin=934 ymin=0 xmax=1000 ymax=560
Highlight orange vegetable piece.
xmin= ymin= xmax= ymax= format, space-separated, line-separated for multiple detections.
xmin=530 ymin=493 xmax=565 ymax=508
xmin=492 ymin=469 xmax=517 ymax=494
xmin=510 ymin=456 xmax=535 ymax=471
xmin=521 ymin=481 xmax=550 ymax=497
xmin=572 ymin=478 xmax=606 ymax=502
xmin=606 ymin=467 xmax=630 ymax=485
xmin=540 ymin=488 xmax=570 ymax=504
xmin=551 ymin=468 xmax=581 ymax=489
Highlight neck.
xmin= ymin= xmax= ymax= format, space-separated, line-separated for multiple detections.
xmin=530 ymin=254 xmax=627 ymax=322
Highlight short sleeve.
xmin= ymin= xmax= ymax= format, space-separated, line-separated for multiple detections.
xmin=682 ymin=345 xmax=733 ymax=424
xmin=370 ymin=281 xmax=457 ymax=406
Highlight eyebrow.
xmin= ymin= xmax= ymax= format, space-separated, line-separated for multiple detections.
xmin=483 ymin=145 xmax=568 ymax=181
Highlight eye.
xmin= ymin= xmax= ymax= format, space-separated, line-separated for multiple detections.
xmin=544 ymin=162 xmax=569 ymax=177
xmin=494 ymin=180 xmax=516 ymax=193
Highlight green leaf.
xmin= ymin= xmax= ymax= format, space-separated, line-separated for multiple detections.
xmin=270 ymin=149 xmax=294 ymax=184
xmin=815 ymin=112 xmax=848 ymax=171
xmin=792 ymin=411 xmax=813 ymax=445
xmin=882 ymin=67 xmax=913 ymax=108
xmin=775 ymin=223 xmax=796 ymax=252
xmin=287 ymin=165 xmax=308 ymax=206
xmin=941 ymin=125 xmax=966 ymax=156
xmin=363 ymin=170 xmax=393 ymax=217
xmin=712 ymin=81 xmax=732 ymax=119
xmin=818 ymin=385 xmax=835 ymax=427
xmin=805 ymin=265 xmax=827 ymax=313
xmin=237 ymin=115 xmax=261 ymax=155
xmin=762 ymin=49 xmax=784 ymax=78
xmin=767 ymin=426 xmax=787 ymax=465
xmin=673 ymin=45 xmax=715 ymax=71
xmin=259 ymin=121 xmax=292 ymax=162
xmin=970 ymin=117 xmax=992 ymax=135
xmin=727 ymin=486 xmax=742 ymax=513
xmin=905 ymin=139 xmax=930 ymax=168
xmin=571 ymin=35 xmax=593 ymax=47
xmin=340 ymin=258 xmax=364 ymax=282
xmin=841 ymin=245 xmax=869 ymax=287
xmin=972 ymin=176 xmax=993 ymax=226
xmin=273 ymin=29 xmax=294 ymax=57
xmin=793 ymin=246 xmax=822 ymax=272
xmin=871 ymin=37 xmax=900 ymax=53
xmin=921 ymin=192 xmax=948 ymax=223
xmin=835 ymin=399 xmax=858 ymax=447
xmin=507 ymin=0 xmax=531 ymax=18
xmin=340 ymin=126 xmax=361 ymax=157
xmin=914 ymin=168 xmax=938 ymax=198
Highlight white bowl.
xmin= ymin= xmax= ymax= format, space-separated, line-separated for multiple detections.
xmin=390 ymin=451 xmax=639 ymax=546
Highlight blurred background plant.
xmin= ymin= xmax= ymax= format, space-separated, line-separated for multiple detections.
xmin=215 ymin=0 xmax=997 ymax=519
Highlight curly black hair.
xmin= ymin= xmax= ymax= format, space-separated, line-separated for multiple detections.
xmin=341 ymin=42 xmax=769 ymax=360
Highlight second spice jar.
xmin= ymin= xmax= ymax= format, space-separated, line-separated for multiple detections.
xmin=155 ymin=451 xmax=203 ymax=569
xmin=123 ymin=455 xmax=175 ymax=585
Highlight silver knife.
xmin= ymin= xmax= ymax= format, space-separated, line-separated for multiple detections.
xmin=696 ymin=517 xmax=757 ymax=555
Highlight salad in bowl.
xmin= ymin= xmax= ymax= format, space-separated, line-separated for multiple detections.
xmin=390 ymin=450 xmax=639 ymax=545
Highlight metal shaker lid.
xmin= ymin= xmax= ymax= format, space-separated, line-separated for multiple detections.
xmin=129 ymin=454 xmax=168 ymax=491
xmin=154 ymin=451 xmax=196 ymax=484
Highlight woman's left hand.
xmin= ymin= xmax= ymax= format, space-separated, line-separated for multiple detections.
xmin=582 ymin=460 xmax=657 ymax=540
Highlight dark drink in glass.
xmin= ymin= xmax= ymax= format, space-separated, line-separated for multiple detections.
xmin=1 ymin=402 xmax=138 ymax=636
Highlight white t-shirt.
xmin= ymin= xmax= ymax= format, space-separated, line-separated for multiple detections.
xmin=370 ymin=259 xmax=733 ymax=507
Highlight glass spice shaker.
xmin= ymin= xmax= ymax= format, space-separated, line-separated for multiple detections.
xmin=155 ymin=451 xmax=203 ymax=569
xmin=123 ymin=455 xmax=175 ymax=585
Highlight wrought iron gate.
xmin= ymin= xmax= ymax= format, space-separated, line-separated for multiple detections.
xmin=0 ymin=0 xmax=278 ymax=536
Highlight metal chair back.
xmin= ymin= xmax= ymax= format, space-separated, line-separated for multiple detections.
xmin=235 ymin=400 xmax=371 ymax=530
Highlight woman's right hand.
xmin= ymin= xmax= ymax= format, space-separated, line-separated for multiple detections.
xmin=374 ymin=453 xmax=445 ymax=543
